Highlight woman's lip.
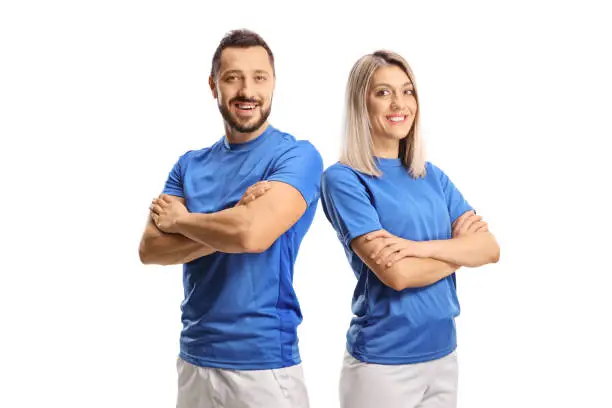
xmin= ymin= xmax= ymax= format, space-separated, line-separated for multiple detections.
xmin=386 ymin=115 xmax=407 ymax=124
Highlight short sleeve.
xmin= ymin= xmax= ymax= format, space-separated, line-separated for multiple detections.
xmin=162 ymin=151 xmax=191 ymax=197
xmin=266 ymin=141 xmax=323 ymax=206
xmin=431 ymin=163 xmax=474 ymax=224
xmin=320 ymin=166 xmax=383 ymax=247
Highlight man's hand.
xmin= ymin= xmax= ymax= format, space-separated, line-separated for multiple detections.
xmin=148 ymin=182 xmax=270 ymax=235
xmin=150 ymin=194 xmax=189 ymax=233
xmin=364 ymin=230 xmax=428 ymax=269
xmin=235 ymin=181 xmax=271 ymax=207
xmin=452 ymin=211 xmax=488 ymax=238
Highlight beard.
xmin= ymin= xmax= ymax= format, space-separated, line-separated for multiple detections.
xmin=218 ymin=97 xmax=272 ymax=133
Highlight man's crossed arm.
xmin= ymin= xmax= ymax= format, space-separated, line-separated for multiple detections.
xmin=139 ymin=181 xmax=275 ymax=265
xmin=139 ymin=181 xmax=307 ymax=265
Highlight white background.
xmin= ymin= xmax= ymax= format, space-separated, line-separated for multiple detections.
xmin=1 ymin=1 xmax=611 ymax=407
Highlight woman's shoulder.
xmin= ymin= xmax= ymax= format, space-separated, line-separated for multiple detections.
xmin=321 ymin=162 xmax=369 ymax=190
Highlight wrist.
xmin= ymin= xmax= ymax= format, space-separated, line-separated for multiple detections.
xmin=418 ymin=240 xmax=438 ymax=258
xmin=174 ymin=212 xmax=192 ymax=234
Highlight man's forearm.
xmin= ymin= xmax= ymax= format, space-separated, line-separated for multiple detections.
xmin=385 ymin=257 xmax=459 ymax=290
xmin=421 ymin=233 xmax=500 ymax=267
xmin=174 ymin=206 xmax=257 ymax=253
xmin=139 ymin=222 xmax=216 ymax=265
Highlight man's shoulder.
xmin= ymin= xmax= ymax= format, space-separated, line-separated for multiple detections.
xmin=268 ymin=129 xmax=321 ymax=163
xmin=177 ymin=139 xmax=224 ymax=163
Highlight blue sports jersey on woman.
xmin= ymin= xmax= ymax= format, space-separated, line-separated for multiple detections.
xmin=321 ymin=159 xmax=473 ymax=364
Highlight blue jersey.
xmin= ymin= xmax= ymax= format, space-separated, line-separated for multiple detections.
xmin=163 ymin=125 xmax=323 ymax=369
xmin=321 ymin=159 xmax=473 ymax=364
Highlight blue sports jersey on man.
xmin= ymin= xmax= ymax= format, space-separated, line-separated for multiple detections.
xmin=320 ymin=158 xmax=473 ymax=365
xmin=163 ymin=125 xmax=323 ymax=370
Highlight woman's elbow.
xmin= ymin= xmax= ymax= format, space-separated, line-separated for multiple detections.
xmin=381 ymin=268 xmax=418 ymax=291
xmin=387 ymin=277 xmax=408 ymax=292
xmin=474 ymin=233 xmax=500 ymax=266
xmin=488 ymin=235 xmax=501 ymax=264
xmin=490 ymin=244 xmax=501 ymax=263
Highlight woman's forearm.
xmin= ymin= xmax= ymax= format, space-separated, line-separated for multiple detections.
xmin=421 ymin=232 xmax=500 ymax=267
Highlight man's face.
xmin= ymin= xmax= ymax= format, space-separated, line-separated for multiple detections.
xmin=210 ymin=46 xmax=275 ymax=133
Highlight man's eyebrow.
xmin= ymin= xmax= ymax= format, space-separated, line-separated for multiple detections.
xmin=220 ymin=69 xmax=243 ymax=76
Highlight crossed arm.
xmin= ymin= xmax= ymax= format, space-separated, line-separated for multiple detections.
xmin=140 ymin=182 xmax=500 ymax=286
xmin=138 ymin=198 xmax=217 ymax=265
xmin=166 ymin=181 xmax=306 ymax=253
xmin=351 ymin=211 xmax=500 ymax=291
xmin=139 ymin=181 xmax=307 ymax=265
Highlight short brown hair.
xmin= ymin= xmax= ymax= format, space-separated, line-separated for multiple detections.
xmin=210 ymin=29 xmax=275 ymax=79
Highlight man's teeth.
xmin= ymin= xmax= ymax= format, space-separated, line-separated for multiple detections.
xmin=237 ymin=104 xmax=255 ymax=110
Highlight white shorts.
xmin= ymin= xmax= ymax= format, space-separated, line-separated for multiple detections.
xmin=340 ymin=349 xmax=458 ymax=408
xmin=176 ymin=357 xmax=310 ymax=408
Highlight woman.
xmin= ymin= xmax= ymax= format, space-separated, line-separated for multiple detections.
xmin=320 ymin=50 xmax=500 ymax=408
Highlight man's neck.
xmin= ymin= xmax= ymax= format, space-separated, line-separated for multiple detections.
xmin=224 ymin=122 xmax=270 ymax=144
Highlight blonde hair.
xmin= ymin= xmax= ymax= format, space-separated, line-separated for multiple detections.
xmin=340 ymin=50 xmax=426 ymax=178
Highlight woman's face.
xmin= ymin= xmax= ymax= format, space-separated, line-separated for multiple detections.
xmin=367 ymin=65 xmax=418 ymax=144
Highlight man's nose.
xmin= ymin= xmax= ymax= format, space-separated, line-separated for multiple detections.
xmin=237 ymin=78 xmax=255 ymax=99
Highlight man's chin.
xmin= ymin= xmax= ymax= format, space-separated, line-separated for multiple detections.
xmin=219 ymin=103 xmax=271 ymax=134
xmin=231 ymin=120 xmax=260 ymax=133
xmin=235 ymin=115 xmax=259 ymax=126
xmin=229 ymin=122 xmax=265 ymax=134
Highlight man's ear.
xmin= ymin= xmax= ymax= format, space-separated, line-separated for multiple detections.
xmin=208 ymin=76 xmax=217 ymax=99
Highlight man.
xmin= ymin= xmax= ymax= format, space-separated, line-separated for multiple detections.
xmin=139 ymin=29 xmax=322 ymax=408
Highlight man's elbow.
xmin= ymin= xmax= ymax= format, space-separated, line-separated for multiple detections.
xmin=139 ymin=243 xmax=153 ymax=264
xmin=138 ymin=240 xmax=168 ymax=265
xmin=234 ymin=214 xmax=270 ymax=254
xmin=138 ymin=243 xmax=158 ymax=265
xmin=239 ymin=230 xmax=271 ymax=253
